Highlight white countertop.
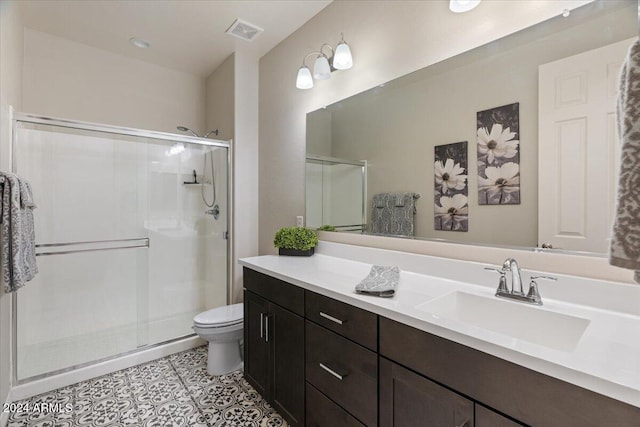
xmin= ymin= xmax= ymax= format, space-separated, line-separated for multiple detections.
xmin=240 ymin=246 xmax=640 ymax=408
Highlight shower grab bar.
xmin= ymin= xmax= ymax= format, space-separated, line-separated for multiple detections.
xmin=35 ymin=237 xmax=149 ymax=257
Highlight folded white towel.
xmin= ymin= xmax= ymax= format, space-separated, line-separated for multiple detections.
xmin=355 ymin=265 xmax=399 ymax=298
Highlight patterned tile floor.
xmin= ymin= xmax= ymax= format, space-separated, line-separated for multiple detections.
xmin=6 ymin=346 xmax=288 ymax=427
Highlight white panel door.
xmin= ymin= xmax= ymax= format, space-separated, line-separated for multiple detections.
xmin=538 ymin=38 xmax=634 ymax=252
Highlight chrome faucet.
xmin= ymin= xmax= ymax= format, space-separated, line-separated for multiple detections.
xmin=484 ymin=258 xmax=556 ymax=306
xmin=502 ymin=258 xmax=524 ymax=296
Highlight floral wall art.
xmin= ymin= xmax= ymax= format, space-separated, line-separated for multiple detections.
xmin=434 ymin=141 xmax=468 ymax=231
xmin=477 ymin=102 xmax=520 ymax=205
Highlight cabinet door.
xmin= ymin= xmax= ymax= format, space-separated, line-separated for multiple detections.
xmin=270 ymin=302 xmax=305 ymax=426
xmin=244 ymin=291 xmax=270 ymax=399
xmin=306 ymin=382 xmax=365 ymax=427
xmin=380 ymin=358 xmax=473 ymax=427
xmin=475 ymin=404 xmax=523 ymax=427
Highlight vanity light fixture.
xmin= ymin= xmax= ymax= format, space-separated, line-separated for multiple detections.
xmin=333 ymin=34 xmax=353 ymax=70
xmin=449 ymin=0 xmax=481 ymax=13
xmin=313 ymin=48 xmax=332 ymax=80
xmin=296 ymin=33 xmax=353 ymax=90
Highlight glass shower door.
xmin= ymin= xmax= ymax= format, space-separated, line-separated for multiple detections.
xmin=13 ymin=119 xmax=229 ymax=381
xmin=305 ymin=156 xmax=366 ymax=231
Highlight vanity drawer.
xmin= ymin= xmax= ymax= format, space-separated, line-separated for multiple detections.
xmin=305 ymin=290 xmax=378 ymax=350
xmin=243 ymin=267 xmax=304 ymax=316
xmin=305 ymin=320 xmax=377 ymax=427
xmin=306 ymin=382 xmax=365 ymax=427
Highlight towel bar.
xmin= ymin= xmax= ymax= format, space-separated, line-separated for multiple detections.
xmin=35 ymin=237 xmax=149 ymax=257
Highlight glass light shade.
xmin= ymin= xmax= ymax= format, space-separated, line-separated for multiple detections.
xmin=165 ymin=143 xmax=185 ymax=156
xmin=333 ymin=42 xmax=353 ymax=70
xmin=313 ymin=55 xmax=331 ymax=80
xmin=449 ymin=0 xmax=481 ymax=13
xmin=296 ymin=66 xmax=314 ymax=89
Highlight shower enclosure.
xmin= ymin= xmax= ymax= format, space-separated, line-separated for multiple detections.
xmin=11 ymin=113 xmax=231 ymax=383
xmin=305 ymin=155 xmax=366 ymax=232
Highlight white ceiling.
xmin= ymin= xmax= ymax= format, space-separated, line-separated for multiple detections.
xmin=20 ymin=0 xmax=333 ymax=77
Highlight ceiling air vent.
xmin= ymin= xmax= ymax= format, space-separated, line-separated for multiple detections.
xmin=226 ymin=19 xmax=264 ymax=42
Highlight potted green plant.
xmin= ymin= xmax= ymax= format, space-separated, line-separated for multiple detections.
xmin=273 ymin=226 xmax=318 ymax=256
xmin=317 ymin=225 xmax=336 ymax=232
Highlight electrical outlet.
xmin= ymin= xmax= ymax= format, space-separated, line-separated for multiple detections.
xmin=296 ymin=216 xmax=304 ymax=227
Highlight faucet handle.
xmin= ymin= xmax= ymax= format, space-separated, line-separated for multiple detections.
xmin=527 ymin=275 xmax=556 ymax=305
xmin=484 ymin=266 xmax=509 ymax=294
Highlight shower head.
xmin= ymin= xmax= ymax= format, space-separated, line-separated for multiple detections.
xmin=203 ymin=129 xmax=219 ymax=138
xmin=176 ymin=126 xmax=220 ymax=139
xmin=176 ymin=126 xmax=200 ymax=137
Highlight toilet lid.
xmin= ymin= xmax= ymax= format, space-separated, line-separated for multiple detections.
xmin=194 ymin=303 xmax=243 ymax=327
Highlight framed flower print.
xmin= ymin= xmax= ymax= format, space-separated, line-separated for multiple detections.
xmin=434 ymin=141 xmax=468 ymax=231
xmin=477 ymin=102 xmax=520 ymax=205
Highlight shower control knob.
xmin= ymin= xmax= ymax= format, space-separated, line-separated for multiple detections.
xmin=205 ymin=205 xmax=220 ymax=220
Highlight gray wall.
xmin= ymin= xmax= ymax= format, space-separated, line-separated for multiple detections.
xmin=306 ymin=108 xmax=332 ymax=157
xmin=258 ymin=0 xmax=594 ymax=256
xmin=206 ymin=54 xmax=235 ymax=141
xmin=23 ymin=29 xmax=206 ymax=135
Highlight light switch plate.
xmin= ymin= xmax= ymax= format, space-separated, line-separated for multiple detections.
xmin=296 ymin=216 xmax=304 ymax=227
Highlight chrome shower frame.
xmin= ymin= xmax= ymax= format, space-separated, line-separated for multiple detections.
xmin=10 ymin=112 xmax=234 ymax=385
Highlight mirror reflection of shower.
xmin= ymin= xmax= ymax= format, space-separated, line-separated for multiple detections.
xmin=177 ymin=126 xmax=221 ymax=220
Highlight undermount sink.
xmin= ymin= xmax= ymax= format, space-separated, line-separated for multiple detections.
xmin=417 ymin=291 xmax=590 ymax=352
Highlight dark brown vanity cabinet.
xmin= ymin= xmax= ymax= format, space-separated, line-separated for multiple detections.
xmin=474 ymin=405 xmax=522 ymax=427
xmin=244 ymin=268 xmax=640 ymax=427
xmin=306 ymin=321 xmax=378 ymax=426
xmin=379 ymin=317 xmax=640 ymax=427
xmin=380 ymin=357 xmax=474 ymax=427
xmin=243 ymin=268 xmax=305 ymax=426
xmin=244 ymin=291 xmax=270 ymax=398
xmin=305 ymin=291 xmax=379 ymax=427
xmin=306 ymin=382 xmax=366 ymax=427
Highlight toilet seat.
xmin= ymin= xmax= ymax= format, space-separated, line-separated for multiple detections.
xmin=194 ymin=303 xmax=243 ymax=328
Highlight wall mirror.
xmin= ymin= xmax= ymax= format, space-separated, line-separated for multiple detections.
xmin=305 ymin=0 xmax=637 ymax=255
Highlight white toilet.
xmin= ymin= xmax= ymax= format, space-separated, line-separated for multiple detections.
xmin=193 ymin=303 xmax=244 ymax=375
